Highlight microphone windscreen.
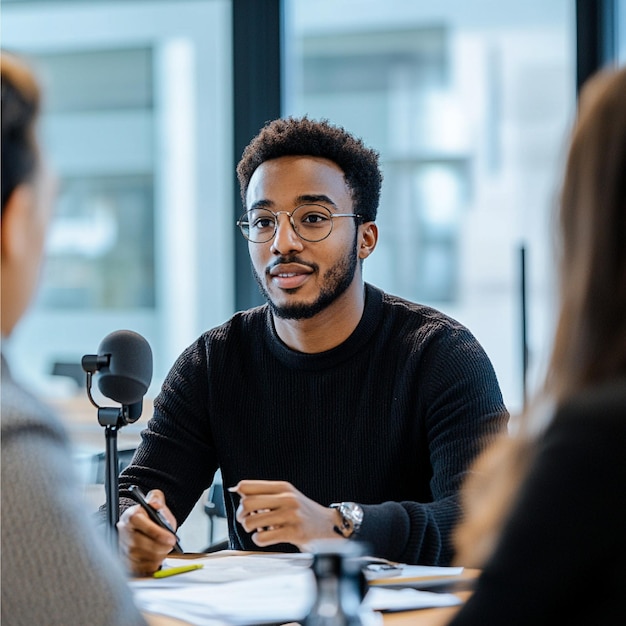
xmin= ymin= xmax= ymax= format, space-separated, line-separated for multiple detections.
xmin=96 ymin=330 xmax=153 ymax=405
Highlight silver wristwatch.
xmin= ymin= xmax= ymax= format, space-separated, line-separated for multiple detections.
xmin=330 ymin=502 xmax=363 ymax=538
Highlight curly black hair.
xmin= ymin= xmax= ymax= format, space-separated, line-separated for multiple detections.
xmin=237 ymin=116 xmax=382 ymax=222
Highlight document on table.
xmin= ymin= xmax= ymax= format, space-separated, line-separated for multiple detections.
xmin=364 ymin=587 xmax=462 ymax=612
xmin=130 ymin=552 xmax=462 ymax=625
xmin=364 ymin=563 xmax=465 ymax=587
xmin=134 ymin=569 xmax=315 ymax=626
xmin=132 ymin=551 xmax=312 ymax=587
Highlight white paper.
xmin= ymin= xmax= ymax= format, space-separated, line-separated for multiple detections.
xmin=364 ymin=587 xmax=462 ymax=611
xmin=132 ymin=552 xmax=312 ymax=588
xmin=134 ymin=570 xmax=315 ymax=625
xmin=364 ymin=563 xmax=464 ymax=582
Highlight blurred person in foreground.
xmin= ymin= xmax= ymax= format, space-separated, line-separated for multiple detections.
xmin=0 ymin=50 xmax=147 ymax=626
xmin=444 ymin=65 xmax=626 ymax=625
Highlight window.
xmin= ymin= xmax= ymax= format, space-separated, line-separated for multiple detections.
xmin=35 ymin=48 xmax=155 ymax=310
xmin=2 ymin=1 xmax=234 ymax=391
xmin=283 ymin=0 xmax=576 ymax=410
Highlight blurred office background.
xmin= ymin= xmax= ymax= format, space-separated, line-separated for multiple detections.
xmin=2 ymin=0 xmax=625 ymax=546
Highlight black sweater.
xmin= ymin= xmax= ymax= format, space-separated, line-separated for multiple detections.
xmin=448 ymin=377 xmax=626 ymax=624
xmin=120 ymin=284 xmax=507 ymax=565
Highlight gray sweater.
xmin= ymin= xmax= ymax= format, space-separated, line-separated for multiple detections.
xmin=120 ymin=284 xmax=508 ymax=565
xmin=1 ymin=354 xmax=146 ymax=626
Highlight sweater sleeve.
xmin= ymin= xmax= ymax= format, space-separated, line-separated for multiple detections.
xmin=357 ymin=325 xmax=508 ymax=565
xmin=118 ymin=337 xmax=220 ymax=526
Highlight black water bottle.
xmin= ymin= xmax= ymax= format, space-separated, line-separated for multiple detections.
xmin=305 ymin=540 xmax=367 ymax=626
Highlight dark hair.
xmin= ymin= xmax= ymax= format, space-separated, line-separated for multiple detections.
xmin=547 ymin=66 xmax=626 ymax=402
xmin=236 ymin=116 xmax=382 ymax=222
xmin=1 ymin=51 xmax=41 ymax=213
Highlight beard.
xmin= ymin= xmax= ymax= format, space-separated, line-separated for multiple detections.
xmin=252 ymin=238 xmax=359 ymax=320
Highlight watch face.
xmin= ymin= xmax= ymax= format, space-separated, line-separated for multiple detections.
xmin=331 ymin=502 xmax=363 ymax=537
xmin=344 ymin=502 xmax=364 ymax=525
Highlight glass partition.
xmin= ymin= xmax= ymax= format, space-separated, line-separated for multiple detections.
xmin=283 ymin=0 xmax=576 ymax=411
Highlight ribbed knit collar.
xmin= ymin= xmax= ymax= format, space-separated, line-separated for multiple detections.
xmin=263 ymin=283 xmax=384 ymax=371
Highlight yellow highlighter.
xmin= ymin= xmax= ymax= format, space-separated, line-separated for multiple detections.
xmin=153 ymin=563 xmax=204 ymax=578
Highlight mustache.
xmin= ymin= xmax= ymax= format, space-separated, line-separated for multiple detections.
xmin=266 ymin=255 xmax=318 ymax=273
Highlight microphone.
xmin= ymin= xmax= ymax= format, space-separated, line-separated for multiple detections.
xmin=81 ymin=330 xmax=153 ymax=541
xmin=82 ymin=330 xmax=153 ymax=405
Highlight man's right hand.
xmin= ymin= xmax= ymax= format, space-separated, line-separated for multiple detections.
xmin=117 ymin=489 xmax=179 ymax=576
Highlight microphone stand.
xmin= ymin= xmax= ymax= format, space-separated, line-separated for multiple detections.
xmin=82 ymin=363 xmax=141 ymax=550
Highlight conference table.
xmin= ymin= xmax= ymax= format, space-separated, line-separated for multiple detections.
xmin=146 ymin=606 xmax=465 ymax=626
xmin=137 ymin=551 xmax=477 ymax=626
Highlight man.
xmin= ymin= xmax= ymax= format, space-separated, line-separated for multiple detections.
xmin=1 ymin=50 xmax=147 ymax=625
xmin=117 ymin=117 xmax=508 ymax=575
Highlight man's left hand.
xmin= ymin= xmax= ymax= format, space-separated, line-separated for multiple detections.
xmin=229 ymin=479 xmax=343 ymax=550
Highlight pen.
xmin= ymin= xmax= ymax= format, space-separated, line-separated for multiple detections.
xmin=153 ymin=563 xmax=204 ymax=578
xmin=128 ymin=484 xmax=184 ymax=553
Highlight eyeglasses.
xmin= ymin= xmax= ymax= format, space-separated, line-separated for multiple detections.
xmin=237 ymin=203 xmax=362 ymax=243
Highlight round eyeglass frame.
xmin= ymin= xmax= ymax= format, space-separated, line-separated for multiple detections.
xmin=236 ymin=203 xmax=363 ymax=243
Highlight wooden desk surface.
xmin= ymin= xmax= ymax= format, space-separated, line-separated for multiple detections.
xmin=145 ymin=614 xmax=192 ymax=626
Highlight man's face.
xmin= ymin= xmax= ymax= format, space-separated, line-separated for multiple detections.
xmin=245 ymin=155 xmax=360 ymax=320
